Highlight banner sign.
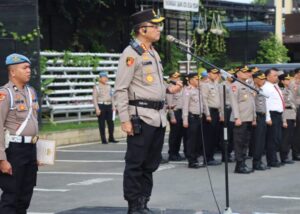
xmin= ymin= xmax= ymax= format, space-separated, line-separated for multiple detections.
xmin=163 ymin=0 xmax=199 ymax=12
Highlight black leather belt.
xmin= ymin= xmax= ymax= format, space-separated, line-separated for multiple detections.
xmin=256 ymin=112 xmax=266 ymax=116
xmin=189 ymin=113 xmax=201 ymax=118
xmin=285 ymin=107 xmax=293 ymax=109
xmin=270 ymin=111 xmax=282 ymax=115
xmin=129 ymin=100 xmax=165 ymax=110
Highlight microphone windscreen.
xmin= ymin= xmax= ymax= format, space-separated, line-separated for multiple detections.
xmin=166 ymin=35 xmax=175 ymax=42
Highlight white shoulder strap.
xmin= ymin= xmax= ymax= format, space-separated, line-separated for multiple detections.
xmin=15 ymin=86 xmax=33 ymax=136
xmin=5 ymin=88 xmax=14 ymax=110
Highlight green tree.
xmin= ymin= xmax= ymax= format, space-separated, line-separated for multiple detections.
xmin=256 ymin=34 xmax=290 ymax=63
xmin=252 ymin=0 xmax=268 ymax=5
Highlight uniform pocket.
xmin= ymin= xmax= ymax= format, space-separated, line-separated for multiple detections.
xmin=15 ymin=104 xmax=28 ymax=121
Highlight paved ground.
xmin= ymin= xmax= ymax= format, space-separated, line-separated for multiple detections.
xmin=6 ymin=137 xmax=300 ymax=214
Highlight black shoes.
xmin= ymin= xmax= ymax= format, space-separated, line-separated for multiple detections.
xmin=160 ymin=158 xmax=169 ymax=164
xmin=188 ymin=162 xmax=203 ymax=169
xmin=292 ymin=155 xmax=300 ymax=161
xmin=109 ymin=139 xmax=119 ymax=143
xmin=234 ymin=162 xmax=252 ymax=174
xmin=205 ymin=159 xmax=222 ymax=166
xmin=102 ymin=141 xmax=108 ymax=144
xmin=281 ymin=159 xmax=295 ymax=164
xmin=253 ymin=162 xmax=270 ymax=171
xmin=168 ymin=154 xmax=185 ymax=161
xmin=268 ymin=162 xmax=281 ymax=168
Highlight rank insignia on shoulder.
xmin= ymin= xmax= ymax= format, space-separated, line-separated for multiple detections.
xmin=231 ymin=85 xmax=237 ymax=92
xmin=0 ymin=92 xmax=6 ymax=101
xmin=126 ymin=57 xmax=135 ymax=67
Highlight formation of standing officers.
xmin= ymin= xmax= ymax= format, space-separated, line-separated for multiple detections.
xmin=166 ymin=66 xmax=300 ymax=173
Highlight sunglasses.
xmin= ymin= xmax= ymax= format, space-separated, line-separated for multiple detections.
xmin=140 ymin=23 xmax=164 ymax=31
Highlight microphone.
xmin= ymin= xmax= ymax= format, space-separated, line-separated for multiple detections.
xmin=166 ymin=35 xmax=190 ymax=48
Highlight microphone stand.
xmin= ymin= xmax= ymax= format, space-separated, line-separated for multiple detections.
xmin=171 ymin=43 xmax=266 ymax=214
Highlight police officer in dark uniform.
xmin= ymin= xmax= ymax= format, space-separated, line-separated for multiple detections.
xmin=114 ymin=9 xmax=182 ymax=214
xmin=0 ymin=53 xmax=39 ymax=214
xmin=166 ymin=71 xmax=187 ymax=161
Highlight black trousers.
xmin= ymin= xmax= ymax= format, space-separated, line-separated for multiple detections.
xmin=292 ymin=107 xmax=300 ymax=157
xmin=168 ymin=109 xmax=187 ymax=157
xmin=253 ymin=113 xmax=267 ymax=165
xmin=220 ymin=107 xmax=234 ymax=157
xmin=266 ymin=111 xmax=282 ymax=164
xmin=0 ymin=143 xmax=38 ymax=214
xmin=203 ymin=108 xmax=220 ymax=161
xmin=186 ymin=114 xmax=202 ymax=164
xmin=280 ymin=119 xmax=295 ymax=161
xmin=97 ymin=104 xmax=114 ymax=143
xmin=123 ymin=121 xmax=165 ymax=202
xmin=233 ymin=122 xmax=252 ymax=162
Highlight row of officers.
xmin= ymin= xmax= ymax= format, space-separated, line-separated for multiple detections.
xmin=166 ymin=66 xmax=300 ymax=173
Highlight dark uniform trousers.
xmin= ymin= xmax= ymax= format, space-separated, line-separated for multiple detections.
xmin=280 ymin=119 xmax=295 ymax=161
xmin=0 ymin=143 xmax=37 ymax=214
xmin=221 ymin=107 xmax=234 ymax=158
xmin=292 ymin=107 xmax=300 ymax=157
xmin=266 ymin=111 xmax=282 ymax=164
xmin=233 ymin=122 xmax=252 ymax=162
xmin=168 ymin=109 xmax=187 ymax=158
xmin=97 ymin=104 xmax=114 ymax=142
xmin=203 ymin=108 xmax=220 ymax=161
xmin=123 ymin=121 xmax=165 ymax=202
xmin=186 ymin=113 xmax=202 ymax=164
xmin=253 ymin=113 xmax=267 ymax=165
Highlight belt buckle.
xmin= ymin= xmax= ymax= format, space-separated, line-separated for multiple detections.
xmin=31 ymin=136 xmax=39 ymax=144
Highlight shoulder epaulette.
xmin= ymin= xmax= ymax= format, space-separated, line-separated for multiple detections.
xmin=130 ymin=39 xmax=145 ymax=56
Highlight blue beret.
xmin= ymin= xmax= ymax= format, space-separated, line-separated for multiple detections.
xmin=99 ymin=71 xmax=108 ymax=77
xmin=5 ymin=53 xmax=31 ymax=66
xmin=201 ymin=70 xmax=208 ymax=77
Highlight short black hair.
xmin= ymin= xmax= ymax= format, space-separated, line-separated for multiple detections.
xmin=294 ymin=67 xmax=300 ymax=73
xmin=265 ymin=67 xmax=279 ymax=76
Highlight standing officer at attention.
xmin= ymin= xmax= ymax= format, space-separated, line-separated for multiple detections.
xmin=182 ymin=72 xmax=204 ymax=168
xmin=201 ymin=68 xmax=222 ymax=165
xmin=289 ymin=68 xmax=300 ymax=161
xmin=166 ymin=71 xmax=187 ymax=161
xmin=278 ymin=73 xmax=296 ymax=164
xmin=114 ymin=9 xmax=182 ymax=214
xmin=252 ymin=71 xmax=269 ymax=170
xmin=0 ymin=53 xmax=39 ymax=214
xmin=230 ymin=66 xmax=256 ymax=174
xmin=93 ymin=71 xmax=118 ymax=144
xmin=262 ymin=68 xmax=284 ymax=168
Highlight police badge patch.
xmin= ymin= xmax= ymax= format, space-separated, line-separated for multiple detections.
xmin=0 ymin=92 xmax=6 ymax=101
xmin=126 ymin=57 xmax=134 ymax=67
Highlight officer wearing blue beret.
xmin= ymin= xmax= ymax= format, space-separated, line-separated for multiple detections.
xmin=0 ymin=53 xmax=39 ymax=213
xmin=92 ymin=71 xmax=118 ymax=144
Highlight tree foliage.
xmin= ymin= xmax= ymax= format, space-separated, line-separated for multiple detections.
xmin=256 ymin=34 xmax=290 ymax=64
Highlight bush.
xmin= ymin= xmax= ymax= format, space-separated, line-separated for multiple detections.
xmin=256 ymin=34 xmax=290 ymax=64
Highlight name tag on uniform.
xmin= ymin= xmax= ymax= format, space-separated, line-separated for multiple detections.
xmin=142 ymin=61 xmax=152 ymax=66
xmin=37 ymin=139 xmax=56 ymax=165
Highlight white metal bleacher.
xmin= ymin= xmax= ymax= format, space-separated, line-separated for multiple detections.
xmin=41 ymin=52 xmax=120 ymax=123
